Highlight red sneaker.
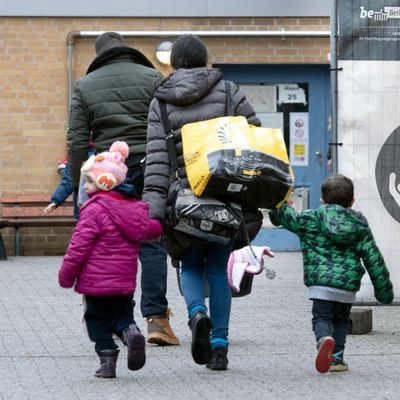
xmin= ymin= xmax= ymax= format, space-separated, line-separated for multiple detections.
xmin=315 ymin=336 xmax=335 ymax=373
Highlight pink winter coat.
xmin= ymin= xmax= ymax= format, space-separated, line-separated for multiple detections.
xmin=59 ymin=191 xmax=163 ymax=296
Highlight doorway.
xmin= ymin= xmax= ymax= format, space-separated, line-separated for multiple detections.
xmin=215 ymin=64 xmax=331 ymax=250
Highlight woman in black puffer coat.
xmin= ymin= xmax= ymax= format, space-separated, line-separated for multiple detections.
xmin=142 ymin=35 xmax=261 ymax=370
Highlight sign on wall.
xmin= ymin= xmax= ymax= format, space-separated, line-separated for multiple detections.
xmin=278 ymin=84 xmax=307 ymax=106
xmin=289 ymin=112 xmax=309 ymax=167
xmin=338 ymin=0 xmax=400 ymax=302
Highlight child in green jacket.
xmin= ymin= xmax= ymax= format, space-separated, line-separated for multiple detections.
xmin=269 ymin=174 xmax=394 ymax=374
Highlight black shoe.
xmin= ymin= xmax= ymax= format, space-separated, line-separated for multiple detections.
xmin=188 ymin=310 xmax=211 ymax=365
xmin=206 ymin=346 xmax=228 ymax=370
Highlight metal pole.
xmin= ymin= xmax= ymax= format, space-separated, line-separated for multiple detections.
xmin=330 ymin=0 xmax=339 ymax=173
xmin=66 ymin=31 xmax=81 ymax=123
xmin=66 ymin=44 xmax=74 ymax=119
xmin=79 ymin=30 xmax=331 ymax=38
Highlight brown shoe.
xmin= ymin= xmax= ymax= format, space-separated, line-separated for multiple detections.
xmin=147 ymin=308 xmax=179 ymax=346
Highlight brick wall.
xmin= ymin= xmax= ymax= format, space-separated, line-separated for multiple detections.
xmin=0 ymin=16 xmax=330 ymax=256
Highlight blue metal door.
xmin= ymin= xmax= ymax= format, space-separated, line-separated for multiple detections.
xmin=215 ymin=64 xmax=331 ymax=250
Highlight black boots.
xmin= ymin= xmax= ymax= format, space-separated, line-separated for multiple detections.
xmin=122 ymin=324 xmax=146 ymax=371
xmin=206 ymin=346 xmax=229 ymax=370
xmin=188 ymin=310 xmax=229 ymax=370
xmin=95 ymin=349 xmax=119 ymax=378
xmin=94 ymin=325 xmax=145 ymax=378
xmin=188 ymin=310 xmax=212 ymax=365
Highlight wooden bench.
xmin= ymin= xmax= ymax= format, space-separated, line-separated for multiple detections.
xmin=0 ymin=194 xmax=76 ymax=258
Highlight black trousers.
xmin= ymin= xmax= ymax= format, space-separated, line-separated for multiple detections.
xmin=84 ymin=295 xmax=135 ymax=353
xmin=311 ymin=299 xmax=352 ymax=355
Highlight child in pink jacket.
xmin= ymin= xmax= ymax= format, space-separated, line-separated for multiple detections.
xmin=59 ymin=141 xmax=163 ymax=379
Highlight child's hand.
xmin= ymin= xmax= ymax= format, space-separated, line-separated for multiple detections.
xmin=44 ymin=203 xmax=56 ymax=215
xmin=286 ymin=198 xmax=294 ymax=206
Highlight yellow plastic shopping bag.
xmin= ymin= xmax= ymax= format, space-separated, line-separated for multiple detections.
xmin=181 ymin=116 xmax=294 ymax=209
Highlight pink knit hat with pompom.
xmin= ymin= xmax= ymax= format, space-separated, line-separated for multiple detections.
xmin=81 ymin=141 xmax=129 ymax=191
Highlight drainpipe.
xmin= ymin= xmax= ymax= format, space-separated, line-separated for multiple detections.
xmin=66 ymin=29 xmax=330 ymax=116
xmin=330 ymin=1 xmax=339 ymax=174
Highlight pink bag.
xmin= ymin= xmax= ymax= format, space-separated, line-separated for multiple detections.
xmin=227 ymin=245 xmax=275 ymax=293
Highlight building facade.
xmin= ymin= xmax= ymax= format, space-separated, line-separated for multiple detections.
xmin=0 ymin=1 xmax=330 ymax=255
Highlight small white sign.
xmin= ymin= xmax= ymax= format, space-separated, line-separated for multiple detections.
xmin=289 ymin=112 xmax=309 ymax=167
xmin=278 ymin=84 xmax=307 ymax=105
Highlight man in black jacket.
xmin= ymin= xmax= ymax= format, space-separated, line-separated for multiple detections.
xmin=67 ymin=32 xmax=179 ymax=346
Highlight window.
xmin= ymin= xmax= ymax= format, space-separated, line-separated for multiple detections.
xmin=240 ymin=83 xmax=309 ymax=151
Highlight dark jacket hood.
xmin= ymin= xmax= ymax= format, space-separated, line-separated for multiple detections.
xmin=154 ymin=67 xmax=223 ymax=106
xmin=87 ymin=46 xmax=155 ymax=74
xmin=115 ymin=181 xmax=138 ymax=198
xmin=316 ymin=204 xmax=369 ymax=245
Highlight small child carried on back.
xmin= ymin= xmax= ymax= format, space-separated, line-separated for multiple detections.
xmin=58 ymin=141 xmax=163 ymax=379
xmin=269 ymin=174 xmax=394 ymax=374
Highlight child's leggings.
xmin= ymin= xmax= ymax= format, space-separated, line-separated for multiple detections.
xmin=83 ymin=295 xmax=135 ymax=353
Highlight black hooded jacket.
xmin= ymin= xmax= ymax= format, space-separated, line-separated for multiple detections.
xmin=142 ymin=67 xmax=261 ymax=257
xmin=67 ymin=47 xmax=163 ymax=188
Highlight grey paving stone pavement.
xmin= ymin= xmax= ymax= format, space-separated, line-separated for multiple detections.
xmin=0 ymin=253 xmax=399 ymax=400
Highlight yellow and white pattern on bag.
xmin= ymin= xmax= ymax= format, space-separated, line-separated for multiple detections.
xmin=181 ymin=116 xmax=294 ymax=209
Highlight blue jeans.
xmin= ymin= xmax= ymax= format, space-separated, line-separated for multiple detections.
xmin=139 ymin=240 xmax=168 ymax=317
xmin=311 ymin=299 xmax=352 ymax=354
xmin=180 ymin=241 xmax=233 ymax=341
